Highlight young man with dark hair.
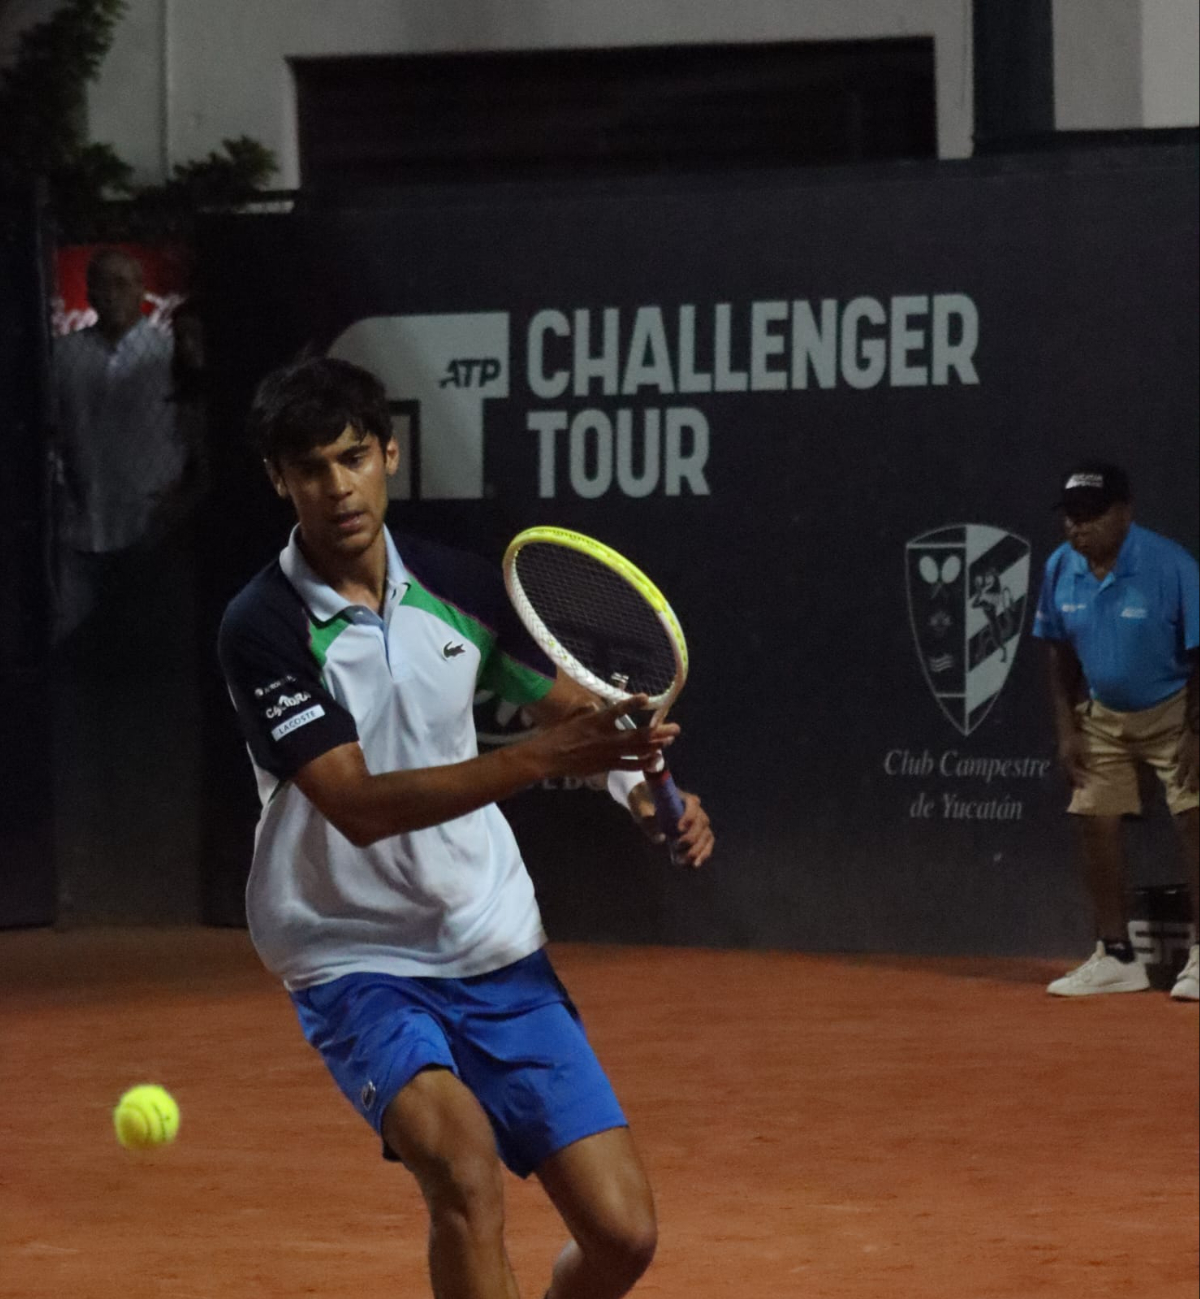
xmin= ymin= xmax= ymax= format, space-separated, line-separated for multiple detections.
xmin=1033 ymin=460 xmax=1199 ymax=999
xmin=220 ymin=355 xmax=713 ymax=1298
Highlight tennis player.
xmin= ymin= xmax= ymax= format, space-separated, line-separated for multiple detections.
xmin=218 ymin=356 xmax=713 ymax=1299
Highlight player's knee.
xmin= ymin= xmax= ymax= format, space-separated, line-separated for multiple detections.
xmin=384 ymin=1072 xmax=506 ymax=1234
xmin=618 ymin=1218 xmax=658 ymax=1280
xmin=590 ymin=1209 xmax=658 ymax=1285
xmin=421 ymin=1147 xmax=507 ymax=1236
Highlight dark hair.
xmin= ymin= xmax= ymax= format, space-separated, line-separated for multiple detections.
xmin=248 ymin=355 xmax=392 ymax=464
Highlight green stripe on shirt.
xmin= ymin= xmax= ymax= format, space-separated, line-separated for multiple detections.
xmin=480 ymin=650 xmax=554 ymax=704
xmin=308 ymin=613 xmax=352 ymax=668
xmin=402 ymin=578 xmax=553 ymax=704
xmin=400 ymin=579 xmax=494 ymax=655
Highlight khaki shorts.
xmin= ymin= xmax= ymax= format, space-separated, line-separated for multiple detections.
xmin=1069 ymin=689 xmax=1199 ymax=817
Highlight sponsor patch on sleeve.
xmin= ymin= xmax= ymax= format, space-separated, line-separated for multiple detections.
xmin=271 ymin=704 xmax=325 ymax=741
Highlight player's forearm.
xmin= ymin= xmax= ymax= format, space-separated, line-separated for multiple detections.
xmin=301 ymin=696 xmax=666 ymax=845
xmin=334 ymin=743 xmax=552 ymax=845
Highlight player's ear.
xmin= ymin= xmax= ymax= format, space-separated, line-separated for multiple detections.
xmin=264 ymin=458 xmax=290 ymax=500
xmin=383 ymin=434 xmax=400 ymax=478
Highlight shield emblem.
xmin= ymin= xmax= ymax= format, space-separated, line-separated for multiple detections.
xmin=905 ymin=525 xmax=1031 ymax=735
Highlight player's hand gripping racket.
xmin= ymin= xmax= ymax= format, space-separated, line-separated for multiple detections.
xmin=504 ymin=526 xmax=690 ymax=858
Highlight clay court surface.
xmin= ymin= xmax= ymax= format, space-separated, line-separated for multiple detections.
xmin=1 ymin=928 xmax=1196 ymax=1298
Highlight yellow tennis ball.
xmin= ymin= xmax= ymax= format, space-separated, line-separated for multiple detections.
xmin=113 ymin=1084 xmax=179 ymax=1150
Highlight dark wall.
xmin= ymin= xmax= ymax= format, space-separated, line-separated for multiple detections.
xmin=185 ymin=144 xmax=1196 ymax=955
xmin=294 ymin=38 xmax=935 ymax=190
xmin=0 ymin=188 xmax=55 ymax=927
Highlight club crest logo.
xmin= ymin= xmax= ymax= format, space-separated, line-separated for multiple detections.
xmin=905 ymin=525 xmax=1031 ymax=735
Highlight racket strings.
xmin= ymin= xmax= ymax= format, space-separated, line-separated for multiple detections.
xmin=514 ymin=543 xmax=678 ymax=697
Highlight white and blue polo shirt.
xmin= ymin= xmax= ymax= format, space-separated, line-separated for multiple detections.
xmin=218 ymin=525 xmax=556 ymax=990
xmin=1032 ymin=522 xmax=1199 ymax=712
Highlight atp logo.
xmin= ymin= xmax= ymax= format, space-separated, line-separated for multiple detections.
xmin=905 ymin=524 xmax=1031 ymax=735
xmin=440 ymin=358 xmax=502 ymax=388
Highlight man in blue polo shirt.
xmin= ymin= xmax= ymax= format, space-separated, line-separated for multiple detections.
xmin=219 ymin=356 xmax=713 ymax=1299
xmin=1033 ymin=461 xmax=1199 ymax=999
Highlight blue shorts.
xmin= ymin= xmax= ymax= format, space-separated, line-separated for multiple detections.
xmin=290 ymin=949 xmax=627 ymax=1178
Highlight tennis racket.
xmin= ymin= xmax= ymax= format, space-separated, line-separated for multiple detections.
xmin=503 ymin=526 xmax=690 ymax=854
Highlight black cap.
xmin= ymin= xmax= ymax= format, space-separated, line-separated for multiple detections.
xmin=1054 ymin=460 xmax=1131 ymax=521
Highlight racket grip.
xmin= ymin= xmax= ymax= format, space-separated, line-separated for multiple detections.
xmin=644 ymin=764 xmax=687 ymax=847
xmin=614 ymin=714 xmax=688 ymax=861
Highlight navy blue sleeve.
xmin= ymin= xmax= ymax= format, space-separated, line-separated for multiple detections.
xmin=218 ymin=564 xmax=360 ymax=782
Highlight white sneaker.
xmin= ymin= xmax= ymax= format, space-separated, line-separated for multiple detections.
xmin=1047 ymin=942 xmax=1151 ymax=997
xmin=1170 ymin=944 xmax=1199 ymax=1001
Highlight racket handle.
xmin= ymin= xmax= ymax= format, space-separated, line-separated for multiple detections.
xmin=644 ymin=764 xmax=687 ymax=854
xmin=614 ymin=714 xmax=688 ymax=860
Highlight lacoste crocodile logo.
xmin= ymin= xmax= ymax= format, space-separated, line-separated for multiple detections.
xmin=443 ymin=641 xmax=466 ymax=659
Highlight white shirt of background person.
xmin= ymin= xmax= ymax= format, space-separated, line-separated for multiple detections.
xmin=51 ymin=249 xmax=186 ymax=554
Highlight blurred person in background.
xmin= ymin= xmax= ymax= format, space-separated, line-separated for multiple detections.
xmin=50 ymin=246 xmax=199 ymax=639
xmin=1033 ymin=461 xmax=1199 ymax=1000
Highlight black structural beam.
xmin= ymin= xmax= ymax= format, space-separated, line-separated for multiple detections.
xmin=0 ymin=180 xmax=56 ymax=927
xmin=973 ymin=0 xmax=1056 ymax=153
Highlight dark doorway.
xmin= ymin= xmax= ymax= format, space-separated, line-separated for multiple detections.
xmin=294 ymin=39 xmax=936 ymax=194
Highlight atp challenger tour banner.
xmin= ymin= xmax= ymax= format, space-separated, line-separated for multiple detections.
xmin=325 ymin=295 xmax=978 ymax=502
xmin=196 ymin=148 xmax=1198 ymax=956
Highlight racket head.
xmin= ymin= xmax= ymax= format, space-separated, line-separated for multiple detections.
xmin=503 ymin=526 xmax=688 ymax=714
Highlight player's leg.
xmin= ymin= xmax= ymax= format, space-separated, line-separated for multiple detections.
xmin=536 ymin=1127 xmax=657 ymax=1299
xmin=382 ymin=1067 xmax=519 ymax=1299
xmin=445 ymin=950 xmax=651 ymax=1296
xmin=290 ymin=974 xmax=517 ymax=1299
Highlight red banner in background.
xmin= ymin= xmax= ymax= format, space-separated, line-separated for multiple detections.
xmin=52 ymin=243 xmax=193 ymax=336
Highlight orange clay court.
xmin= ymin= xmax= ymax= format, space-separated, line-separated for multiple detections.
xmin=1 ymin=927 xmax=1196 ymax=1299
